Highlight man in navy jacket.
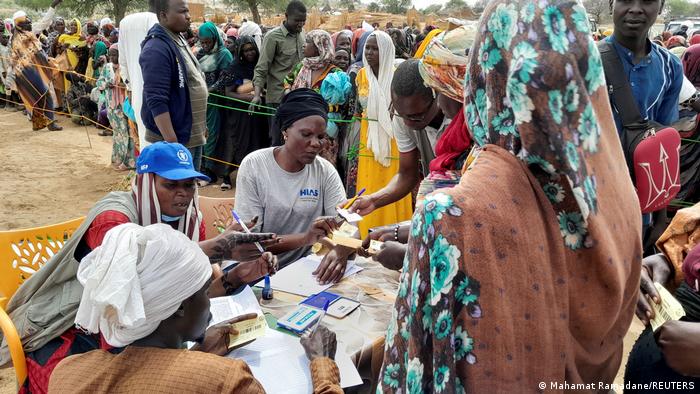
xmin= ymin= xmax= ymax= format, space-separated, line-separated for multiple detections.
xmin=140 ymin=0 xmax=208 ymax=171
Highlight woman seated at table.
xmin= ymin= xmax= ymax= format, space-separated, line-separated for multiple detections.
xmin=2 ymin=142 xmax=277 ymax=394
xmin=234 ymin=89 xmax=352 ymax=284
xmin=48 ymin=223 xmax=343 ymax=394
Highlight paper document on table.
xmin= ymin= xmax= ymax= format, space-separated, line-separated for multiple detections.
xmin=227 ymin=328 xmax=362 ymax=393
xmin=650 ymin=282 xmax=686 ymax=332
xmin=186 ymin=286 xmax=264 ymax=349
xmin=209 ymin=286 xmax=263 ymax=328
xmin=254 ymin=255 xmax=363 ymax=297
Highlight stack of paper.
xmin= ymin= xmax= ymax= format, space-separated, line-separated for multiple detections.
xmin=254 ymin=255 xmax=363 ymax=297
xmin=208 ymin=286 xmax=263 ymax=328
xmin=187 ymin=286 xmax=264 ymax=350
xmin=227 ymin=329 xmax=363 ymax=392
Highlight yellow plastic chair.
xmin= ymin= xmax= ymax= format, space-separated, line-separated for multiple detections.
xmin=198 ymin=196 xmax=235 ymax=240
xmin=0 ymin=217 xmax=85 ymax=387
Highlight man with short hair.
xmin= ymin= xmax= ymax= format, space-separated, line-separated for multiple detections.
xmin=345 ymin=59 xmax=449 ymax=217
xmin=140 ymin=0 xmax=207 ymax=171
xmin=251 ymin=0 xmax=306 ymax=145
xmin=606 ymin=0 xmax=682 ymax=133
xmin=604 ymin=0 xmax=683 ymax=249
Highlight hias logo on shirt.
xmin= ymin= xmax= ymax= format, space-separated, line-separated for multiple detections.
xmin=299 ymin=188 xmax=319 ymax=198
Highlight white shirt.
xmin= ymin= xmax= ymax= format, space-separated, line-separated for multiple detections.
xmin=394 ymin=116 xmax=452 ymax=175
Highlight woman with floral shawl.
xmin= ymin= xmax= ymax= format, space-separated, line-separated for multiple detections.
xmin=285 ymin=29 xmax=345 ymax=165
xmin=378 ymin=1 xmax=643 ymax=392
xmin=11 ymin=11 xmax=62 ymax=131
xmin=197 ymin=21 xmax=233 ymax=183
xmin=285 ymin=29 xmax=340 ymax=92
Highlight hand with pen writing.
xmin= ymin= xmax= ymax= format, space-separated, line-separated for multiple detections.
xmin=215 ymin=216 xmax=279 ymax=262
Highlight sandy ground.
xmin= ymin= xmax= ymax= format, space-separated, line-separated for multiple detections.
xmin=0 ymin=109 xmax=644 ymax=392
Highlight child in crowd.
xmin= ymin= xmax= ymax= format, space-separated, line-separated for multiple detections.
xmin=94 ymin=43 xmax=134 ymax=170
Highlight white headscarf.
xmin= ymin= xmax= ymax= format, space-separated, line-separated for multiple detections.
xmin=363 ymin=31 xmax=396 ymax=167
xmin=100 ymin=17 xmax=112 ymax=29
xmin=239 ymin=21 xmax=262 ymax=49
xmin=12 ymin=11 xmax=27 ymax=24
xmin=75 ymin=223 xmax=213 ymax=347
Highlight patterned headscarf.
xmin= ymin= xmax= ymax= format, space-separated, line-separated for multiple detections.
xmin=291 ymin=29 xmax=334 ymax=90
xmin=464 ymin=0 xmax=606 ymax=249
xmin=303 ymin=29 xmax=334 ymax=69
xmin=418 ymin=25 xmax=476 ymax=102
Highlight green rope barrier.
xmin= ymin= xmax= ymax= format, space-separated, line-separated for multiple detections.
xmin=209 ymin=92 xmax=278 ymax=112
xmin=206 ymin=101 xmax=277 ymax=117
xmin=206 ymin=99 xmax=378 ymax=123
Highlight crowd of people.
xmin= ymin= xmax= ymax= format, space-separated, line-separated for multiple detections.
xmin=2 ymin=0 xmax=700 ymax=392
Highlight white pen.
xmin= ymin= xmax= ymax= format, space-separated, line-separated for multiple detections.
xmin=231 ymin=210 xmax=265 ymax=253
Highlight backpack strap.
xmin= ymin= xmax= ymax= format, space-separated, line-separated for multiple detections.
xmin=597 ymin=40 xmax=648 ymax=129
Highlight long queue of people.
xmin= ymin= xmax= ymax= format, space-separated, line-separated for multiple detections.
xmin=2 ymin=0 xmax=700 ymax=393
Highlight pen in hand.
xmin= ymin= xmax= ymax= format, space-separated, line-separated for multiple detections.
xmin=231 ymin=210 xmax=265 ymax=253
xmin=232 ymin=210 xmax=273 ymax=299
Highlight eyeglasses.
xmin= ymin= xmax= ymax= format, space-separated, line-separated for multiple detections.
xmin=389 ymin=96 xmax=436 ymax=123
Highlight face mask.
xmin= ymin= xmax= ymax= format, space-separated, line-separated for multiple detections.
xmin=161 ymin=213 xmax=183 ymax=222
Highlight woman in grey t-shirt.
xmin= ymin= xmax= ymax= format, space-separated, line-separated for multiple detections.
xmin=234 ymin=89 xmax=353 ymax=283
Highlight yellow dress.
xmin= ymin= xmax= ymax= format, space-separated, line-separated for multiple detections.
xmin=57 ymin=20 xmax=87 ymax=94
xmin=355 ymin=68 xmax=412 ymax=236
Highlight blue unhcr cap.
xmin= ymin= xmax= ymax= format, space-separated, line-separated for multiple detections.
xmin=136 ymin=142 xmax=210 ymax=181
